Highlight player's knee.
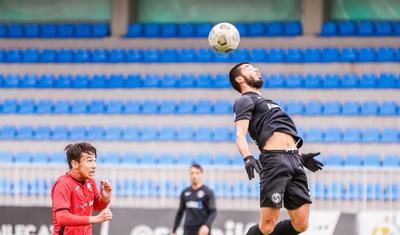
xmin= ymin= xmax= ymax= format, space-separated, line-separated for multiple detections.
xmin=259 ymin=219 xmax=276 ymax=234
xmin=291 ymin=219 xmax=308 ymax=232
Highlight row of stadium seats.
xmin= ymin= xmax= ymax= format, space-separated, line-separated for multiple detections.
xmin=1 ymin=47 xmax=400 ymax=63
xmin=0 ymin=23 xmax=109 ymax=38
xmin=1 ymin=99 xmax=398 ymax=116
xmin=321 ymin=21 xmax=400 ymax=37
xmin=0 ymin=178 xmax=398 ymax=201
xmin=126 ymin=21 xmax=301 ymax=38
xmin=1 ymin=73 xmax=398 ymax=89
xmin=1 ymin=152 xmax=398 ymax=167
xmin=0 ymin=126 xmax=398 ymax=143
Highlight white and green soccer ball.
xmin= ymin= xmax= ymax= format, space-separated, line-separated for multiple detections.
xmin=208 ymin=22 xmax=240 ymax=53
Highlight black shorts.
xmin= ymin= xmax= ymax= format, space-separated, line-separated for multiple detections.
xmin=184 ymin=226 xmax=210 ymax=235
xmin=259 ymin=150 xmax=312 ymax=210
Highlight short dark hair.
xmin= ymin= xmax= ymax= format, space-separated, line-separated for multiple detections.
xmin=229 ymin=62 xmax=250 ymax=93
xmin=190 ymin=163 xmax=203 ymax=173
xmin=65 ymin=142 xmax=97 ymax=169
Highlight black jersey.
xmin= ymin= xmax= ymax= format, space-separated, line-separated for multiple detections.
xmin=233 ymin=91 xmax=303 ymax=151
xmin=172 ymin=185 xmax=216 ymax=232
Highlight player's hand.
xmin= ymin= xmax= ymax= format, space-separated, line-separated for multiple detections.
xmin=198 ymin=225 xmax=210 ymax=235
xmin=90 ymin=208 xmax=113 ymax=224
xmin=243 ymin=155 xmax=262 ymax=180
xmin=300 ymin=152 xmax=324 ymax=172
xmin=100 ymin=179 xmax=112 ymax=202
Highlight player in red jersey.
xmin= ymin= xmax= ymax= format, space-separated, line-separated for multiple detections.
xmin=51 ymin=142 xmax=113 ymax=235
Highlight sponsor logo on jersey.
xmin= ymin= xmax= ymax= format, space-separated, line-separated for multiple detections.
xmin=186 ymin=200 xmax=203 ymax=209
xmin=87 ymin=182 xmax=92 ymax=192
xmin=197 ymin=190 xmax=205 ymax=198
xmin=267 ymin=103 xmax=281 ymax=110
xmin=184 ymin=191 xmax=191 ymax=197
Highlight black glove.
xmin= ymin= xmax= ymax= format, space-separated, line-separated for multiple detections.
xmin=243 ymin=155 xmax=262 ymax=180
xmin=300 ymin=152 xmax=324 ymax=172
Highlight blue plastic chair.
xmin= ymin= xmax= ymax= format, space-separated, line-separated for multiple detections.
xmin=194 ymin=153 xmax=213 ymax=165
xmin=304 ymin=48 xmax=321 ymax=62
xmin=195 ymin=23 xmax=212 ymax=37
xmin=382 ymin=155 xmax=399 ymax=167
xmin=58 ymin=23 xmax=74 ymax=38
xmin=362 ymin=128 xmax=381 ymax=143
xmin=321 ymin=48 xmax=339 ymax=62
xmin=340 ymin=48 xmax=358 ymax=62
xmin=360 ymin=101 xmax=379 ymax=116
xmin=358 ymin=47 xmax=376 ymax=62
xmin=36 ymin=100 xmax=52 ymax=114
xmin=105 ymin=100 xmax=123 ymax=114
xmin=324 ymin=128 xmax=342 ymax=143
xmin=159 ymin=100 xmax=177 ymax=114
xmin=69 ymin=100 xmax=87 ymax=114
xmin=16 ymin=126 xmax=34 ymax=140
xmin=1 ymin=99 xmax=18 ymax=113
xmin=323 ymin=102 xmax=341 ymax=115
xmin=141 ymin=100 xmax=159 ymax=114
xmin=143 ymin=49 xmax=160 ymax=63
xmin=126 ymin=23 xmax=142 ymax=37
xmin=178 ymin=48 xmax=196 ymax=62
xmin=380 ymin=101 xmax=398 ymax=116
xmin=15 ymin=152 xmax=32 ymax=163
xmin=18 ymin=99 xmax=35 ymax=114
xmin=140 ymin=126 xmax=159 ymax=141
xmin=22 ymin=49 xmax=39 ymax=62
xmin=377 ymin=47 xmax=395 ymax=62
xmin=195 ymin=100 xmax=213 ymax=114
xmin=268 ymin=22 xmax=284 ymax=36
xmin=286 ymin=74 xmax=303 ymax=88
xmin=342 ymin=102 xmax=360 ymax=116
xmin=194 ymin=127 xmax=213 ymax=141
xmin=363 ymin=155 xmax=381 ymax=167
xmin=177 ymin=153 xmax=195 ymax=165
xmin=51 ymin=126 xmax=69 ymax=140
xmin=40 ymin=49 xmax=57 ymax=62
xmin=176 ymin=127 xmax=194 ymax=141
xmin=213 ymin=127 xmax=232 ymax=142
xmin=320 ymin=21 xmax=337 ymax=36
xmin=125 ymin=74 xmax=142 ymax=88
xmin=357 ymin=21 xmax=374 ymax=36
xmin=161 ymin=49 xmax=178 ymax=62
xmin=19 ymin=74 xmax=36 ymax=88
xmin=104 ymin=127 xmax=123 ymax=140
xmin=342 ymin=128 xmax=362 ymax=143
xmin=6 ymin=50 xmax=22 ymax=63
xmin=248 ymin=22 xmax=265 ymax=36
xmin=58 ymin=49 xmax=74 ymax=63
xmin=75 ymin=23 xmax=92 ymax=38
xmin=177 ymin=100 xmax=195 ymax=114
xmin=7 ymin=24 xmax=23 ymax=37
xmin=142 ymin=74 xmax=160 ymax=88
xmin=375 ymin=21 xmax=393 ymax=36
xmin=122 ymin=127 xmax=140 ymax=141
xmin=178 ymin=23 xmax=195 ymax=37
xmin=305 ymin=128 xmax=324 ymax=142
xmin=286 ymin=48 xmax=303 ymax=62
xmin=250 ymin=48 xmax=267 ymax=62
xmin=214 ymin=154 xmax=231 ymax=165
xmin=338 ymin=21 xmax=356 ymax=36
xmin=139 ymin=153 xmax=158 ymax=165
xmin=86 ymin=126 xmax=104 ymax=140
xmin=109 ymin=49 xmax=125 ymax=63
xmin=159 ymin=74 xmax=178 ymax=88
xmin=304 ymin=101 xmax=322 ymax=115
xmin=34 ymin=126 xmax=51 ymax=140
xmin=87 ymin=100 xmax=105 ymax=114
xmin=33 ymin=152 xmax=50 ymax=163
xmin=92 ymin=23 xmax=109 ymax=37
xmin=285 ymin=21 xmax=301 ymax=36
xmin=124 ymin=100 xmax=141 ymax=114
xmin=196 ymin=48 xmax=214 ymax=62
xmin=0 ymin=126 xmax=17 ymax=139
xmin=214 ymin=100 xmax=232 ymax=114
xmin=158 ymin=126 xmax=176 ymax=141
xmin=143 ymin=23 xmax=160 ymax=37
xmin=360 ymin=73 xmax=377 ymax=88
xmin=322 ymin=73 xmax=341 ymax=88
xmin=378 ymin=73 xmax=397 ymax=88
xmin=125 ymin=49 xmax=142 ymax=62
xmin=0 ymin=152 xmax=13 ymax=163
xmin=107 ymin=74 xmax=124 ymax=88
xmin=344 ymin=155 xmax=363 ymax=167
xmin=24 ymin=24 xmax=40 ymax=37
xmin=92 ymin=49 xmax=108 ymax=63
xmin=285 ymin=101 xmax=304 ymax=115
xmin=69 ymin=126 xmax=86 ymax=140
xmin=90 ymin=74 xmax=107 ymax=88
xmin=268 ymin=48 xmax=285 ymax=62
xmin=178 ymin=74 xmax=196 ymax=88
xmin=381 ymin=129 xmax=399 ymax=143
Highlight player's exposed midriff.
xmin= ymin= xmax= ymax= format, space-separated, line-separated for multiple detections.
xmin=263 ymin=131 xmax=297 ymax=151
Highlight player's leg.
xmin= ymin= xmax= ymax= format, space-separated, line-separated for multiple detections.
xmin=246 ymin=207 xmax=280 ymax=235
xmin=286 ymin=203 xmax=310 ymax=232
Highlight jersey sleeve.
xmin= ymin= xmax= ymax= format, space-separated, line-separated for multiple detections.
xmin=52 ymin=181 xmax=71 ymax=212
xmin=204 ymin=189 xmax=217 ymax=228
xmin=172 ymin=190 xmax=186 ymax=232
xmin=233 ymin=95 xmax=255 ymax=122
xmin=92 ymin=180 xmax=109 ymax=211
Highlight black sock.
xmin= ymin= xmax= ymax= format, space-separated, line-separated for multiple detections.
xmin=269 ymin=220 xmax=300 ymax=235
xmin=246 ymin=224 xmax=264 ymax=235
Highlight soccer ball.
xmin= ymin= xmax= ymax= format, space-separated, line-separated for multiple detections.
xmin=208 ymin=22 xmax=240 ymax=53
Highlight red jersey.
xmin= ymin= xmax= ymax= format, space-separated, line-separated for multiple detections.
xmin=51 ymin=173 xmax=109 ymax=235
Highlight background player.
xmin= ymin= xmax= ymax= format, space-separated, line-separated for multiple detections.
xmin=51 ymin=142 xmax=113 ymax=235
xmin=229 ymin=62 xmax=323 ymax=235
xmin=171 ymin=164 xmax=217 ymax=235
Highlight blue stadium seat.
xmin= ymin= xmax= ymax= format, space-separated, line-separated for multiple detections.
xmin=104 ymin=127 xmax=123 ymax=140
xmin=324 ymin=128 xmax=342 ymax=143
xmin=14 ymin=152 xmax=32 ymax=163
xmin=357 ymin=21 xmax=374 ymax=36
xmin=195 ymin=100 xmax=213 ymax=114
xmin=50 ymin=152 xmax=66 ymax=164
xmin=214 ymin=51 xmax=231 ymax=62
xmin=287 ymin=48 xmax=303 ymax=63
xmin=286 ymin=74 xmax=303 ymax=88
xmin=19 ymin=74 xmax=36 ymax=88
xmin=360 ymin=73 xmax=377 ymax=88
xmin=126 ymin=49 xmax=142 ymax=62
xmin=347 ymin=182 xmax=363 ymax=200
xmin=325 ymin=155 xmax=344 ymax=167
xmin=360 ymin=101 xmax=379 ymax=115
xmin=141 ymin=100 xmax=159 ymax=114
xmin=321 ymin=48 xmax=339 ymax=62
xmin=384 ymin=184 xmax=399 ymax=201
xmin=311 ymin=182 xmax=324 ymax=200
xmin=75 ymin=23 xmax=92 ymax=38
xmin=214 ymin=154 xmax=231 ymax=165
xmin=285 ymin=101 xmax=304 ymax=115
xmin=177 ymin=74 xmax=195 ymax=88
xmin=378 ymin=73 xmax=397 ymax=88
xmin=161 ymin=49 xmax=178 ymax=62
xmin=176 ymin=127 xmax=194 ymax=141
xmin=326 ymin=182 xmax=345 ymax=200
xmin=109 ymin=49 xmax=125 ymax=63
xmin=92 ymin=23 xmax=109 ymax=37
xmin=380 ymin=101 xmax=398 ymax=116
xmin=58 ymin=23 xmax=74 ymax=38
xmin=159 ymin=100 xmax=177 ymax=114
xmin=194 ymin=127 xmax=213 ymax=141
xmin=105 ymin=100 xmax=123 ymax=114
xmin=22 ymin=49 xmax=39 ymax=62
xmin=231 ymin=49 xmax=249 ymax=62
xmin=125 ymin=74 xmax=142 ymax=88
xmin=178 ymin=23 xmax=195 ymax=37
xmin=7 ymin=24 xmax=23 ymax=37
xmin=0 ymin=24 xmax=5 ymax=37
xmin=87 ymin=100 xmax=105 ymax=114
xmin=268 ymin=48 xmax=285 ymax=62
xmin=177 ymin=100 xmax=195 ymax=114
xmin=344 ymin=155 xmax=363 ymax=167
xmin=107 ymin=74 xmax=124 ymax=88
xmin=362 ymin=128 xmax=381 ymax=143
xmin=122 ymin=127 xmax=140 ymax=141
xmin=126 ymin=23 xmax=142 ymax=37
xmin=194 ymin=153 xmax=213 ymax=165
xmin=268 ymin=22 xmax=284 ymax=36
xmin=382 ymin=155 xmax=399 ymax=167
xmin=177 ymin=153 xmax=195 ymax=165
xmin=338 ymin=21 xmax=356 ymax=36
xmin=340 ymin=48 xmax=357 ymax=62
xmin=178 ymin=48 xmax=196 ymax=62
xmin=305 ymin=128 xmax=324 ymax=142
xmin=363 ymin=155 xmax=381 ymax=167
xmin=37 ymin=74 xmax=54 ymax=88
xmin=58 ymin=49 xmax=74 ymax=63
xmin=92 ymin=49 xmax=108 ymax=63
xmin=3 ymin=75 xmax=19 ymax=88
xmin=381 ymin=129 xmax=399 ymax=143
xmin=195 ymin=23 xmax=212 ymax=37
xmin=213 ymin=127 xmax=232 ymax=142
xmin=196 ymin=48 xmax=214 ymax=62
xmin=284 ymin=21 xmax=301 ymax=36
xmin=69 ymin=126 xmax=86 ymax=140
xmin=143 ymin=23 xmax=160 ymax=37
xmin=0 ymin=152 xmax=13 ymax=163
xmin=322 ymin=74 xmax=341 ymax=89
xmin=214 ymin=100 xmax=232 ymax=114
xmin=158 ymin=154 xmax=176 ymax=165
xmin=0 ymin=126 xmax=16 ymax=139
xmin=359 ymin=48 xmax=376 ymax=62
xmin=124 ymin=100 xmax=141 ymax=114
xmin=342 ymin=102 xmax=360 ymax=115
xmin=86 ymin=126 xmax=104 ymax=140
xmin=1 ymin=99 xmax=18 ymax=113
xmin=51 ymin=126 xmax=69 ymax=140
xmin=33 ymin=152 xmax=49 ymax=163
xmin=375 ymin=21 xmax=393 ymax=36
xmin=367 ymin=183 xmax=383 ymax=200
xmin=304 ymin=48 xmax=321 ymax=62
xmin=143 ymin=49 xmax=160 ymax=63
xmin=34 ymin=126 xmax=51 ymax=140
xmin=250 ymin=48 xmax=267 ymax=62
xmin=140 ymin=127 xmax=159 ymax=141
xmin=232 ymin=181 xmax=249 ymax=198
xmin=139 ymin=153 xmax=158 ymax=165
xmin=395 ymin=22 xmax=400 ymax=35
xmin=323 ymin=102 xmax=341 ymax=115
xmin=6 ymin=49 xmax=22 ymax=63
xmin=18 ymin=99 xmax=35 ymax=114
xmin=90 ymin=74 xmax=107 ymax=88
xmin=304 ymin=74 xmax=322 ymax=88
xmin=377 ymin=47 xmax=395 ymax=62
xmin=159 ymin=74 xmax=178 ymax=88
xmin=321 ymin=21 xmax=337 ymax=36
xmin=16 ymin=126 xmax=34 ymax=140
xmin=40 ymin=49 xmax=57 ymax=62
xmin=70 ymin=100 xmax=87 ymax=114
xmin=158 ymin=126 xmax=176 ymax=141
xmin=247 ymin=22 xmax=265 ymax=36
xmin=267 ymin=74 xmax=285 ymax=88
xmin=36 ymin=100 xmax=52 ymax=114
xmin=304 ymin=101 xmax=322 ymax=115
xmin=342 ymin=128 xmax=362 ymax=143
xmin=142 ymin=74 xmax=160 ymax=87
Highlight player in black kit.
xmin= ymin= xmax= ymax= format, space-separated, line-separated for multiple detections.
xmin=229 ymin=62 xmax=323 ymax=235
xmin=171 ymin=164 xmax=216 ymax=235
